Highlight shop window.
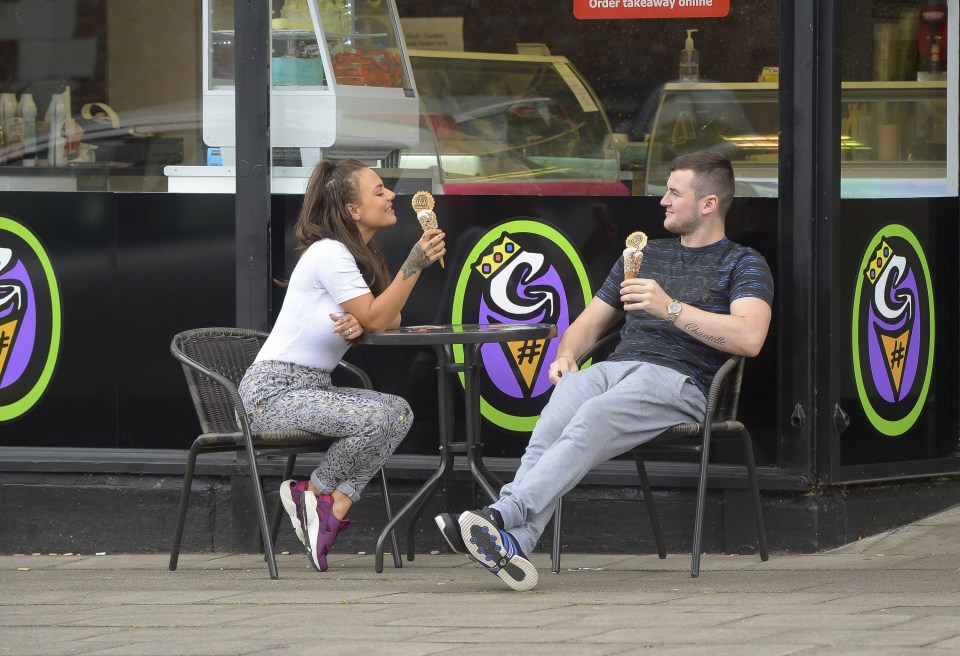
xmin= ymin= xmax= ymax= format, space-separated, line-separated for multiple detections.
xmin=839 ymin=0 xmax=957 ymax=198
xmin=0 ymin=0 xmax=790 ymax=196
xmin=0 ymin=0 xmax=202 ymax=192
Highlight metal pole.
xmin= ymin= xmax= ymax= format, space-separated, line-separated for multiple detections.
xmin=234 ymin=0 xmax=271 ymax=331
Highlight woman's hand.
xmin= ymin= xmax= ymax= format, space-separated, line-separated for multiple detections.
xmin=330 ymin=312 xmax=364 ymax=341
xmin=400 ymin=229 xmax=445 ymax=279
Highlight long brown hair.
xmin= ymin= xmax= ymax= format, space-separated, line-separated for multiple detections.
xmin=294 ymin=159 xmax=392 ymax=295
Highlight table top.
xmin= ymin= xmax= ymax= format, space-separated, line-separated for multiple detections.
xmin=358 ymin=322 xmax=557 ymax=346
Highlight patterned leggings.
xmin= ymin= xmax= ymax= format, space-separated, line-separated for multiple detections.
xmin=238 ymin=360 xmax=414 ymax=502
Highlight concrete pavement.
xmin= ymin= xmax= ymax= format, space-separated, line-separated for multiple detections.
xmin=3 ymin=505 xmax=960 ymax=655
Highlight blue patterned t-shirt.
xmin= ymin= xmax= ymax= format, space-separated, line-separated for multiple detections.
xmin=595 ymin=237 xmax=774 ymax=396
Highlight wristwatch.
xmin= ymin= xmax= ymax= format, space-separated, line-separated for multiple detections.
xmin=666 ymin=299 xmax=682 ymax=323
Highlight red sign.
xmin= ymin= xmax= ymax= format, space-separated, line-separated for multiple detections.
xmin=574 ymin=0 xmax=730 ymax=19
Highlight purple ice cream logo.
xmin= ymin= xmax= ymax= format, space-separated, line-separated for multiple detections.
xmin=453 ymin=219 xmax=591 ymax=433
xmin=852 ymin=225 xmax=934 ymax=437
xmin=0 ymin=216 xmax=61 ymax=422
xmin=0 ymin=249 xmax=28 ymax=386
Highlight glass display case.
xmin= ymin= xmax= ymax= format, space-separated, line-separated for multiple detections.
xmin=173 ymin=38 xmax=630 ymax=194
xmin=645 ymin=81 xmax=951 ymax=198
xmin=203 ymin=0 xmax=418 ymax=166
xmin=401 ymin=50 xmax=627 ymax=195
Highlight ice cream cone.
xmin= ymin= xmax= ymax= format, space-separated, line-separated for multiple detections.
xmin=416 ymin=209 xmax=444 ymax=268
xmin=623 ymin=248 xmax=643 ymax=279
xmin=416 ymin=209 xmax=437 ymax=231
xmin=623 ymin=231 xmax=647 ymax=278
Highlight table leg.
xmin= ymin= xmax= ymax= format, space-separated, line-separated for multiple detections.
xmin=375 ymin=447 xmax=453 ymax=572
xmin=463 ymin=343 xmax=501 ymax=502
xmin=403 ymin=345 xmax=458 ymax=561
xmin=375 ymin=344 xmax=458 ymax=572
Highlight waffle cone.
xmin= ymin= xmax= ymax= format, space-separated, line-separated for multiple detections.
xmin=416 ymin=210 xmax=443 ymax=267
xmin=623 ymin=251 xmax=643 ymax=278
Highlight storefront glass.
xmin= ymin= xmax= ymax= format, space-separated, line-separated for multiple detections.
xmin=833 ymin=1 xmax=960 ymax=478
xmin=3 ymin=2 xmax=953 ymax=199
xmin=0 ymin=0 xmax=203 ymax=192
xmin=838 ymin=0 xmax=957 ymax=198
xmin=1 ymin=0 xmax=786 ymax=196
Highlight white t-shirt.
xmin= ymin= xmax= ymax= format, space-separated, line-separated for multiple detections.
xmin=255 ymin=239 xmax=371 ymax=371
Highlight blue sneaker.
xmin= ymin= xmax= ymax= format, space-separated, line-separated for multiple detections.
xmin=435 ymin=507 xmax=503 ymax=555
xmin=458 ymin=510 xmax=538 ymax=591
xmin=434 ymin=513 xmax=466 ymax=554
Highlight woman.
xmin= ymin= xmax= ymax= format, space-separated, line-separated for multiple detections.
xmin=238 ymin=159 xmax=445 ymax=572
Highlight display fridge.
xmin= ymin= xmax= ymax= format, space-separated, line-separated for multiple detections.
xmin=202 ymin=0 xmax=419 ymax=168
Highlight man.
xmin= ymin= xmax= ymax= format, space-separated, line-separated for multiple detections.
xmin=436 ymin=151 xmax=774 ymax=591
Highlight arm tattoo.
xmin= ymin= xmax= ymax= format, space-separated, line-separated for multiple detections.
xmin=400 ymin=244 xmax=430 ymax=280
xmin=682 ymin=322 xmax=727 ymax=346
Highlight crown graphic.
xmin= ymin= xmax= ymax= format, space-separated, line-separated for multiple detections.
xmin=864 ymin=239 xmax=893 ymax=285
xmin=474 ymin=233 xmax=521 ymax=279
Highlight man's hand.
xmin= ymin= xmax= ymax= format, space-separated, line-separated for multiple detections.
xmin=620 ymin=277 xmax=671 ymax=318
xmin=548 ymin=355 xmax=579 ymax=384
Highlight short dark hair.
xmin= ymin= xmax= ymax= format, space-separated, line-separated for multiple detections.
xmin=670 ymin=151 xmax=735 ymax=218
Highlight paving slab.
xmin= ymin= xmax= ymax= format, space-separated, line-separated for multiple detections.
xmin=3 ymin=504 xmax=960 ymax=655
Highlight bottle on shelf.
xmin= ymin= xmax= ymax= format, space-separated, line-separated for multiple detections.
xmin=46 ymin=94 xmax=66 ymax=166
xmin=0 ymin=93 xmax=22 ymax=165
xmin=0 ymin=93 xmax=16 ymax=124
xmin=19 ymin=93 xmax=37 ymax=166
xmin=679 ymin=29 xmax=700 ymax=82
xmin=4 ymin=116 xmax=24 ymax=164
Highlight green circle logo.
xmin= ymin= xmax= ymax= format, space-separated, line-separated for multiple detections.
xmin=451 ymin=219 xmax=591 ymax=432
xmin=0 ymin=215 xmax=62 ymax=422
xmin=851 ymin=224 xmax=934 ymax=436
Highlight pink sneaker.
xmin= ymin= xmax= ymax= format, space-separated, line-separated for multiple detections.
xmin=299 ymin=492 xmax=353 ymax=572
xmin=279 ymin=480 xmax=311 ymax=545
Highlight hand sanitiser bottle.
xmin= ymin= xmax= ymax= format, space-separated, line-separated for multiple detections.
xmin=680 ymin=29 xmax=699 ymax=82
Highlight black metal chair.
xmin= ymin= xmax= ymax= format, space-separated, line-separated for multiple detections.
xmin=169 ymin=327 xmax=400 ymax=579
xmin=550 ymin=332 xmax=769 ymax=577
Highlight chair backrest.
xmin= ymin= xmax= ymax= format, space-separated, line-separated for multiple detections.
xmin=171 ymin=327 xmax=268 ymax=435
xmin=707 ymin=356 xmax=745 ymax=424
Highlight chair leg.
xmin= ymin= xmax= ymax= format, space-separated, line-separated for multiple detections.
xmin=269 ymin=454 xmax=298 ymax=551
xmin=690 ymin=425 xmax=714 ymax=578
xmin=740 ymin=428 xmax=769 ymax=562
xmin=551 ymin=497 xmax=563 ymax=574
xmin=632 ymin=450 xmax=666 ymax=559
xmin=242 ymin=439 xmax=280 ymax=580
xmin=377 ymin=467 xmax=403 ymax=569
xmin=169 ymin=441 xmax=203 ymax=572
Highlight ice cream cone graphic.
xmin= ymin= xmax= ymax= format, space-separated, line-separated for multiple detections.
xmin=0 ymin=283 xmax=25 ymax=382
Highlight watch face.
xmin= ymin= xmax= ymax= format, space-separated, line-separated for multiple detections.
xmin=669 ymin=301 xmax=681 ymax=314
